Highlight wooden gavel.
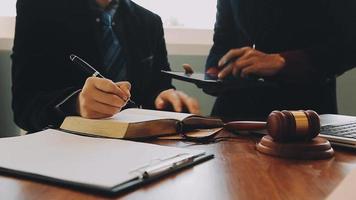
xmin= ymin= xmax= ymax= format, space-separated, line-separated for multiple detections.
xmin=224 ymin=110 xmax=320 ymax=142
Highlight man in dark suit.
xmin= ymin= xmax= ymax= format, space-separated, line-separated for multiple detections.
xmin=206 ymin=0 xmax=356 ymax=120
xmin=12 ymin=0 xmax=200 ymax=132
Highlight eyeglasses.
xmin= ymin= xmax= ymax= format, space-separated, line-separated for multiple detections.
xmin=170 ymin=121 xmax=267 ymax=143
xmin=180 ymin=128 xmax=223 ymax=143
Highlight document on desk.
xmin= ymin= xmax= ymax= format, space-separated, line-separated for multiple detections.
xmin=327 ymin=168 xmax=356 ymax=200
xmin=0 ymin=129 xmax=212 ymax=194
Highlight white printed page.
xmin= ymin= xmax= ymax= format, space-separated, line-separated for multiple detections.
xmin=0 ymin=129 xmax=205 ymax=189
xmin=109 ymin=108 xmax=195 ymax=123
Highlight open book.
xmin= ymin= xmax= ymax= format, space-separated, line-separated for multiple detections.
xmin=60 ymin=108 xmax=224 ymax=139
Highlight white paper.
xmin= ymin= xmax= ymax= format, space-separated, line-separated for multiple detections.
xmin=327 ymin=168 xmax=356 ymax=200
xmin=0 ymin=129 xmax=204 ymax=189
xmin=109 ymin=108 xmax=194 ymax=123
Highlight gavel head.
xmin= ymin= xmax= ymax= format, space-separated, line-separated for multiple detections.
xmin=267 ymin=110 xmax=320 ymax=142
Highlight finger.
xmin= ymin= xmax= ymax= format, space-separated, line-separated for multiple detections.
xmin=155 ymin=95 xmax=167 ymax=110
xmin=87 ymin=99 xmax=122 ymax=116
xmin=206 ymin=67 xmax=220 ymax=77
xmin=237 ymin=48 xmax=258 ymax=61
xmin=241 ymin=65 xmax=259 ymax=78
xmin=218 ymin=47 xmax=251 ymax=67
xmin=218 ymin=64 xmax=233 ymax=79
xmin=232 ymin=58 xmax=255 ymax=76
xmin=176 ymin=91 xmax=201 ymax=114
xmin=116 ymin=81 xmax=131 ymax=91
xmin=90 ymin=88 xmax=126 ymax=108
xmin=161 ymin=90 xmax=183 ymax=112
xmin=81 ymin=110 xmax=111 ymax=119
xmin=116 ymin=81 xmax=131 ymax=99
xmin=91 ymin=78 xmax=129 ymax=101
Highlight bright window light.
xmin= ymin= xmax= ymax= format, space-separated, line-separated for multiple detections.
xmin=132 ymin=0 xmax=216 ymax=29
xmin=0 ymin=0 xmax=16 ymax=16
xmin=0 ymin=0 xmax=217 ymax=29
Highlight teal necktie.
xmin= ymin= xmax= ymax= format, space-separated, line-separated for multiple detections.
xmin=101 ymin=12 xmax=126 ymax=80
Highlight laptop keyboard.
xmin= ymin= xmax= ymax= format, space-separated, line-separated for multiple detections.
xmin=321 ymin=121 xmax=356 ymax=139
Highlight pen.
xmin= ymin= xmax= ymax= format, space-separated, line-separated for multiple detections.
xmin=69 ymin=54 xmax=105 ymax=78
xmin=69 ymin=54 xmax=137 ymax=106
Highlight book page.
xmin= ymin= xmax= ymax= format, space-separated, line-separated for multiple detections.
xmin=110 ymin=108 xmax=195 ymax=123
xmin=60 ymin=109 xmax=199 ymax=139
xmin=0 ymin=129 xmax=205 ymax=189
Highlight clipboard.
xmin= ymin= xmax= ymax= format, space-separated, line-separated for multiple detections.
xmin=0 ymin=129 xmax=213 ymax=195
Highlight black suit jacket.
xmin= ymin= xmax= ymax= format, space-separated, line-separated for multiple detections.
xmin=206 ymin=0 xmax=356 ymax=120
xmin=12 ymin=0 xmax=173 ymax=131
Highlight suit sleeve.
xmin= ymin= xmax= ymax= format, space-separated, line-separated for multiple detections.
xmin=270 ymin=0 xmax=356 ymax=83
xmin=205 ymin=0 xmax=248 ymax=70
xmin=207 ymin=0 xmax=356 ymax=84
xmin=142 ymin=16 xmax=174 ymax=109
xmin=11 ymin=0 xmax=80 ymax=132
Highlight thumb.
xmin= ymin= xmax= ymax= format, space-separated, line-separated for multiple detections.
xmin=116 ymin=81 xmax=131 ymax=90
xmin=116 ymin=81 xmax=131 ymax=97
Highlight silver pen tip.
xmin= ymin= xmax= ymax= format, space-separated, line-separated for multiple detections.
xmin=69 ymin=54 xmax=76 ymax=61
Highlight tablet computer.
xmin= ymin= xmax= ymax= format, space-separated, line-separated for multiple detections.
xmin=161 ymin=70 xmax=270 ymax=95
xmin=161 ymin=70 xmax=221 ymax=87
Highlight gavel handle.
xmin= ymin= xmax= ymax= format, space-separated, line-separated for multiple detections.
xmin=224 ymin=121 xmax=267 ymax=131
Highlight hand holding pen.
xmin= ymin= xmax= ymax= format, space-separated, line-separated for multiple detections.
xmin=70 ymin=54 xmax=135 ymax=119
xmin=216 ymin=44 xmax=286 ymax=79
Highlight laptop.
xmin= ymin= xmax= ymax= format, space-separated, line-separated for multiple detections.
xmin=320 ymin=114 xmax=356 ymax=149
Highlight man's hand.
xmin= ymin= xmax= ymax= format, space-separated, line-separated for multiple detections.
xmin=77 ymin=77 xmax=131 ymax=118
xmin=155 ymin=89 xmax=200 ymax=114
xmin=218 ymin=47 xmax=286 ymax=79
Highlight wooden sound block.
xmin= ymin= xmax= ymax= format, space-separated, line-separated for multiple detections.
xmin=256 ymin=135 xmax=334 ymax=160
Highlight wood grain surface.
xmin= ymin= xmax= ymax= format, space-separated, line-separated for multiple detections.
xmin=1 ymin=131 xmax=356 ymax=200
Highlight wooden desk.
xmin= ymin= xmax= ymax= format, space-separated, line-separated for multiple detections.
xmin=1 ymin=131 xmax=356 ymax=200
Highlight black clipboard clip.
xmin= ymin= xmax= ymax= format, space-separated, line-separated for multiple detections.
xmin=129 ymin=153 xmax=204 ymax=179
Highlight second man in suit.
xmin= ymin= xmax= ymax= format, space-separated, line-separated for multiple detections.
xmin=206 ymin=0 xmax=356 ymax=120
